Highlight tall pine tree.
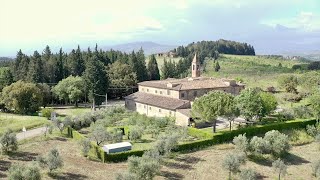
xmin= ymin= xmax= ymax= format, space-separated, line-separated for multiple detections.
xmin=83 ymin=51 xmax=108 ymax=109
xmin=147 ymin=55 xmax=160 ymax=80
xmin=28 ymin=51 xmax=44 ymax=83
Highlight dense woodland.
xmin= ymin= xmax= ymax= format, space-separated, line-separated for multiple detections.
xmin=173 ymin=39 xmax=256 ymax=63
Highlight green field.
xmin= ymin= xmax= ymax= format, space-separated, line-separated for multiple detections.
xmin=0 ymin=113 xmax=49 ymax=134
xmin=204 ymin=54 xmax=302 ymax=89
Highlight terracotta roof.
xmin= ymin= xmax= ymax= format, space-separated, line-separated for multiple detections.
xmin=138 ymin=77 xmax=244 ymax=91
xmin=125 ymin=92 xmax=191 ymax=110
xmin=176 ymin=109 xmax=192 ymax=117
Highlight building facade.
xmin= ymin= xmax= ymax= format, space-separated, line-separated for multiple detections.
xmin=125 ymin=54 xmax=245 ymax=126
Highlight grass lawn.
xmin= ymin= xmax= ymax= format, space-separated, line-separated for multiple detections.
xmin=53 ymin=107 xmax=92 ymax=117
xmin=0 ymin=113 xmax=49 ymax=134
xmin=0 ymin=132 xmax=127 ymax=180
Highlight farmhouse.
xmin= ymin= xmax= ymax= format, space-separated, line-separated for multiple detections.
xmin=125 ymin=53 xmax=245 ymax=126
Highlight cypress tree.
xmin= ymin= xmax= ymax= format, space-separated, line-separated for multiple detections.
xmin=215 ymin=61 xmax=221 ymax=72
xmin=147 ymin=55 xmax=160 ymax=80
xmin=83 ymin=52 xmax=109 ymax=109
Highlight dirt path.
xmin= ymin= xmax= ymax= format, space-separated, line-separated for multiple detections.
xmin=16 ymin=127 xmax=47 ymax=140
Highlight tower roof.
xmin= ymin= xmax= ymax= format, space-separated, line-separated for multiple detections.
xmin=192 ymin=53 xmax=199 ymax=63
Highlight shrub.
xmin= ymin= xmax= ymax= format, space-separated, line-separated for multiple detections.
xmin=115 ymin=171 xmax=137 ymax=180
xmin=8 ymin=162 xmax=41 ymax=180
xmin=0 ymin=129 xmax=18 ymax=153
xmin=129 ymin=126 xmax=143 ymax=142
xmin=249 ymin=136 xmax=266 ymax=155
xmin=306 ymin=124 xmax=320 ymax=137
xmin=233 ymin=134 xmax=249 ymax=154
xmin=277 ymin=109 xmax=294 ymax=121
xmin=264 ymin=130 xmax=290 ymax=157
xmin=293 ymin=105 xmax=313 ymax=119
xmin=155 ymin=133 xmax=180 ymax=155
xmin=272 ymin=158 xmax=287 ymax=180
xmin=53 ymin=119 xmax=65 ymax=134
xmin=127 ymin=155 xmax=161 ymax=180
xmin=79 ymin=138 xmax=92 ymax=157
xmin=239 ymin=168 xmax=257 ymax=180
xmin=41 ymin=108 xmax=54 ymax=120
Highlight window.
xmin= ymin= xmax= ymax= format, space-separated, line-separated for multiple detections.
xmin=160 ymin=91 xmax=162 ymax=95
xmin=149 ymin=107 xmax=151 ymax=110
xmin=169 ymin=111 xmax=172 ymax=115
xmin=147 ymin=89 xmax=149 ymax=92
xmin=181 ymin=92 xmax=185 ymax=98
xmin=167 ymin=90 xmax=170 ymax=95
xmin=193 ymin=64 xmax=195 ymax=70
xmin=144 ymin=105 xmax=146 ymax=109
xmin=193 ymin=91 xmax=197 ymax=97
xmin=142 ymin=88 xmax=144 ymax=91
xmin=159 ymin=109 xmax=161 ymax=113
xmin=155 ymin=90 xmax=158 ymax=93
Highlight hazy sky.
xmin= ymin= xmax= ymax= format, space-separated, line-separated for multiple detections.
xmin=0 ymin=0 xmax=319 ymax=56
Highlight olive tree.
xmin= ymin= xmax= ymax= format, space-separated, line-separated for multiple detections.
xmin=154 ymin=133 xmax=179 ymax=155
xmin=37 ymin=148 xmax=63 ymax=173
xmin=0 ymin=129 xmax=18 ymax=153
xmin=129 ymin=126 xmax=143 ymax=142
xmin=249 ymin=136 xmax=266 ymax=155
xmin=233 ymin=134 xmax=249 ymax=155
xmin=90 ymin=124 xmax=109 ymax=146
xmin=239 ymin=168 xmax=257 ymax=180
xmin=79 ymin=138 xmax=92 ymax=157
xmin=272 ymin=158 xmax=287 ymax=180
xmin=127 ymin=155 xmax=161 ymax=180
xmin=222 ymin=153 xmax=243 ymax=180
xmin=8 ymin=162 xmax=41 ymax=180
xmin=264 ymin=130 xmax=290 ymax=157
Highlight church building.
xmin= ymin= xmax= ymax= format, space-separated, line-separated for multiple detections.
xmin=125 ymin=53 xmax=245 ymax=126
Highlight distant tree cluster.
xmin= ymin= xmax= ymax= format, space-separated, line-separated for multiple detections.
xmin=173 ymin=39 xmax=255 ymax=63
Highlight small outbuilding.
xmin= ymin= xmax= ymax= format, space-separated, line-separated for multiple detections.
xmin=102 ymin=142 xmax=132 ymax=154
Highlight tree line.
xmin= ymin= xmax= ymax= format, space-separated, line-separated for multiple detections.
xmin=0 ymin=45 xmax=162 ymax=112
xmin=173 ymin=39 xmax=255 ymax=63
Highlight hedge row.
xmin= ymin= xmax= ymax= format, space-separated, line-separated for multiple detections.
xmin=67 ymin=127 xmax=106 ymax=162
xmin=67 ymin=119 xmax=316 ymax=162
xmin=175 ymin=119 xmax=317 ymax=152
xmin=104 ymin=150 xmax=144 ymax=162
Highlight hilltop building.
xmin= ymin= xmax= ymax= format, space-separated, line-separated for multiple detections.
xmin=125 ymin=53 xmax=245 ymax=126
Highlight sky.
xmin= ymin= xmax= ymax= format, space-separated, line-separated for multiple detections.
xmin=0 ymin=0 xmax=320 ymax=56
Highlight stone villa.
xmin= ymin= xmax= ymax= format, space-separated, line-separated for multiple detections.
xmin=125 ymin=53 xmax=245 ymax=126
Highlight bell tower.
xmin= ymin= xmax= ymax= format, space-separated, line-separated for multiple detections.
xmin=191 ymin=53 xmax=200 ymax=78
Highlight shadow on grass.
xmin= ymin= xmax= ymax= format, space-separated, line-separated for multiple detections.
xmin=284 ymin=153 xmax=310 ymax=165
xmin=175 ymin=156 xmax=203 ymax=164
xmin=161 ymin=170 xmax=184 ymax=180
xmin=54 ymin=137 xmax=68 ymax=142
xmin=248 ymin=154 xmax=273 ymax=167
xmin=8 ymin=151 xmax=38 ymax=161
xmin=164 ymin=161 xmax=193 ymax=170
xmin=49 ymin=172 xmax=88 ymax=180
xmin=0 ymin=160 xmax=11 ymax=178
xmin=257 ymin=173 xmax=268 ymax=180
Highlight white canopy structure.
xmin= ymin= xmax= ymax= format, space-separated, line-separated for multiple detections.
xmin=102 ymin=142 xmax=132 ymax=154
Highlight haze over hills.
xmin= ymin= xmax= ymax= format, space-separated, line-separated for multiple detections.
xmin=102 ymin=41 xmax=176 ymax=55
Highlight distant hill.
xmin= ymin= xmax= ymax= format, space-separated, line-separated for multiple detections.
xmin=102 ymin=41 xmax=176 ymax=55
